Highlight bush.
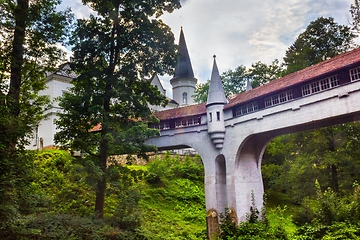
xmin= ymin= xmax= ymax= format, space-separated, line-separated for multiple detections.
xmin=145 ymin=152 xmax=204 ymax=186
xmin=217 ymin=194 xmax=287 ymax=240
xmin=296 ymin=221 xmax=360 ymax=240
xmin=293 ymin=181 xmax=360 ymax=226
xmin=0 ymin=213 xmax=144 ymax=240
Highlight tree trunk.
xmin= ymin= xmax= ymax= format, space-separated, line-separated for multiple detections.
xmin=94 ymin=78 xmax=112 ymax=218
xmin=331 ymin=164 xmax=339 ymax=193
xmin=6 ymin=0 xmax=28 ymax=150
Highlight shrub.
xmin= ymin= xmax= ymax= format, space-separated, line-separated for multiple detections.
xmin=1 ymin=213 xmax=144 ymax=240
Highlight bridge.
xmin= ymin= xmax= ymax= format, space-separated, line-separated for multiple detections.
xmin=146 ymin=47 xmax=360 ymax=238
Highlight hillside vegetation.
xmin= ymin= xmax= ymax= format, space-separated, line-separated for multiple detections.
xmin=1 ymin=149 xmax=360 ymax=239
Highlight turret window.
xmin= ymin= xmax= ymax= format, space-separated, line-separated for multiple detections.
xmin=209 ymin=112 xmax=212 ymax=122
xmin=182 ymin=92 xmax=188 ymax=104
xmin=217 ymin=111 xmax=220 ymax=121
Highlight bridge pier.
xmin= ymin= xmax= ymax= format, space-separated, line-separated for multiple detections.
xmin=197 ymin=133 xmax=270 ymax=238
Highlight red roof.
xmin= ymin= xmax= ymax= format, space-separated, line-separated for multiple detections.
xmin=154 ymin=103 xmax=206 ymax=120
xmin=154 ymin=47 xmax=360 ymax=121
xmin=226 ymin=47 xmax=360 ymax=109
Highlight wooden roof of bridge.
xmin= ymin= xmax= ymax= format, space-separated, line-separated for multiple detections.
xmin=154 ymin=47 xmax=360 ymax=121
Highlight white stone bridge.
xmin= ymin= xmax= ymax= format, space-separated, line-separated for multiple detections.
xmin=146 ymin=48 xmax=360 ymax=238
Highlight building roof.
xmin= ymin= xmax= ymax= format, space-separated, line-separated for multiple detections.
xmin=154 ymin=47 xmax=360 ymax=121
xmin=154 ymin=103 xmax=206 ymax=120
xmin=172 ymin=27 xmax=195 ymax=79
xmin=225 ymin=47 xmax=360 ymax=109
xmin=50 ymin=63 xmax=78 ymax=79
xmin=206 ymin=55 xmax=227 ymax=106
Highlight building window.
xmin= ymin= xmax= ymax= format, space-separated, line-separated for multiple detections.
xmin=234 ymin=102 xmax=258 ymax=117
xmin=350 ymin=66 xmax=360 ymax=81
xmin=264 ymin=90 xmax=293 ymax=108
xmin=175 ymin=117 xmax=201 ymax=128
xmin=182 ymin=92 xmax=188 ymax=104
xmin=301 ymin=75 xmax=339 ymax=96
xmin=216 ymin=111 xmax=220 ymax=121
xmin=209 ymin=112 xmax=212 ymax=122
xmin=153 ymin=122 xmax=170 ymax=130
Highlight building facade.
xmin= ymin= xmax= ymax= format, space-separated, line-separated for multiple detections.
xmin=28 ymin=28 xmax=197 ymax=149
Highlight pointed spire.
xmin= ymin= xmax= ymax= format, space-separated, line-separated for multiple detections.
xmin=207 ymin=55 xmax=227 ymax=106
xmin=174 ymin=27 xmax=194 ymax=78
xmin=246 ymin=78 xmax=252 ymax=91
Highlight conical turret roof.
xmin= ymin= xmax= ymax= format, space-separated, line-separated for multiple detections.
xmin=173 ymin=27 xmax=194 ymax=78
xmin=207 ymin=55 xmax=227 ymax=106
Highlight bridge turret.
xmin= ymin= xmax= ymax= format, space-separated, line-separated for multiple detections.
xmin=206 ymin=55 xmax=227 ymax=149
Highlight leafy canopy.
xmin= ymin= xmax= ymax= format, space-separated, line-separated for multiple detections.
xmin=55 ymin=0 xmax=181 ymax=218
xmin=283 ymin=16 xmax=356 ymax=74
xmin=193 ymin=60 xmax=283 ymax=103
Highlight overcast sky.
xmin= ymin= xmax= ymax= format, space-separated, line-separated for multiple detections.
xmin=61 ymin=0 xmax=356 ymax=98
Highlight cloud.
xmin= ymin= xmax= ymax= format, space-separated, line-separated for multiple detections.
xmin=60 ymin=0 xmax=355 ymax=98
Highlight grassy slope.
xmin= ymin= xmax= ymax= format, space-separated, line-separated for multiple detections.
xmin=130 ymin=163 xmax=207 ymax=239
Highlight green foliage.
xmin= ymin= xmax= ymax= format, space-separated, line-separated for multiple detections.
xmin=0 ymin=150 xmax=38 ymax=227
xmin=0 ymin=0 xmax=71 ymax=228
xmin=140 ymin=153 xmax=206 ymax=239
xmin=55 ymin=0 xmax=181 ymax=218
xmin=217 ymin=203 xmax=288 ymax=240
xmin=350 ymin=0 xmax=360 ymax=33
xmin=145 ymin=152 xmax=204 ymax=184
xmin=263 ymin=123 xmax=360 ymax=204
xmin=193 ymin=60 xmax=283 ymax=103
xmin=247 ymin=59 xmax=285 ymax=88
xmin=193 ymin=80 xmax=210 ymax=103
xmin=283 ymin=16 xmax=356 ymax=74
xmin=293 ymin=181 xmax=360 ymax=227
xmin=0 ymin=0 xmax=72 ymax=151
xmin=1 ymin=213 xmax=144 ymax=240
xmin=31 ymin=150 xmax=94 ymax=215
xmin=295 ymin=221 xmax=360 ymax=240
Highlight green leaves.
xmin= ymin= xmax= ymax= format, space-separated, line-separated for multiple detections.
xmin=193 ymin=60 xmax=284 ymax=103
xmin=283 ymin=17 xmax=356 ymax=74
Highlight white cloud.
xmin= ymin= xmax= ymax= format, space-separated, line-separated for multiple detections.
xmin=60 ymin=0 xmax=355 ymax=97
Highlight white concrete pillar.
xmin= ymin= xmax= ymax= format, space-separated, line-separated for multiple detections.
xmin=234 ymin=134 xmax=269 ymax=222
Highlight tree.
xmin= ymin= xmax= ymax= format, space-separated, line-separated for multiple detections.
xmin=193 ymin=61 xmax=283 ymax=103
xmin=55 ymin=0 xmax=181 ymax=218
xmin=263 ymin=123 xmax=360 ymax=203
xmin=263 ymin=16 xmax=359 ymax=203
xmin=247 ymin=59 xmax=284 ymax=88
xmin=193 ymin=80 xmax=210 ymax=104
xmin=0 ymin=0 xmax=72 ymax=223
xmin=350 ymin=0 xmax=360 ymax=33
xmin=283 ymin=17 xmax=356 ymax=74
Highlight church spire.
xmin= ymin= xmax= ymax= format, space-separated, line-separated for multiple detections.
xmin=206 ymin=55 xmax=227 ymax=106
xmin=174 ymin=27 xmax=194 ymax=78
xmin=170 ymin=27 xmax=197 ymax=106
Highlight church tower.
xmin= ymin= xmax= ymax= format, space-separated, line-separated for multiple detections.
xmin=170 ymin=27 xmax=197 ymax=106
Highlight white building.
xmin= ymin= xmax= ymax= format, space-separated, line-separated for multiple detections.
xmin=28 ymin=28 xmax=197 ymax=149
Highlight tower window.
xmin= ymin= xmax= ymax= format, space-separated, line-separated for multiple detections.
xmin=209 ymin=112 xmax=212 ymax=122
xmin=217 ymin=111 xmax=220 ymax=121
xmin=182 ymin=92 xmax=188 ymax=104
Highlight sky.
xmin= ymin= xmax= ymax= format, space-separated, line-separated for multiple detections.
xmin=60 ymin=0 xmax=356 ymax=98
